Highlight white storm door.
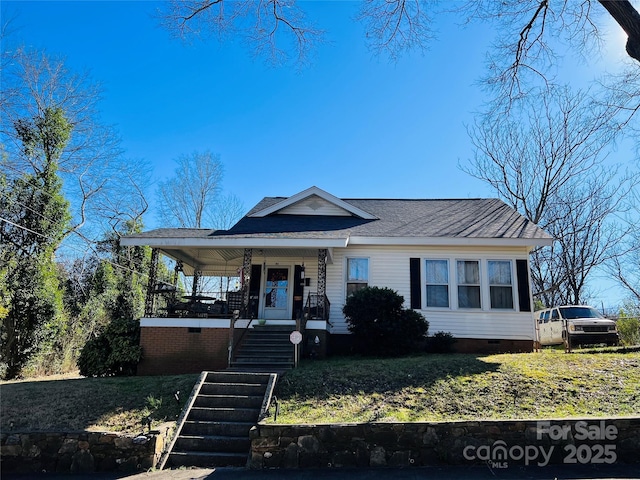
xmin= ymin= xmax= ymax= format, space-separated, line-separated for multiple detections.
xmin=263 ymin=267 xmax=290 ymax=319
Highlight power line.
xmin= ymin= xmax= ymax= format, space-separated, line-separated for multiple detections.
xmin=0 ymin=216 xmax=151 ymax=279
xmin=0 ymin=215 xmax=50 ymax=239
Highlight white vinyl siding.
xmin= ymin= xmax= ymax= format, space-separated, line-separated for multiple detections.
xmin=279 ymin=195 xmax=352 ymax=216
xmin=325 ymin=245 xmax=534 ymax=340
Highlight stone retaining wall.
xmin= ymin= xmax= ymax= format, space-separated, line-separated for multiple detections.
xmin=1 ymin=427 xmax=172 ymax=475
xmin=250 ymin=417 xmax=640 ymax=469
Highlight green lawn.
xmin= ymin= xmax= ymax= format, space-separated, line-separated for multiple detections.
xmin=271 ymin=349 xmax=640 ymax=423
xmin=2 ymin=350 xmax=638 ymax=434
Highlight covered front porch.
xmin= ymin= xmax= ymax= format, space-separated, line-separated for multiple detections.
xmin=143 ymin=245 xmax=333 ymax=326
xmin=121 ymin=231 xmax=347 ymax=374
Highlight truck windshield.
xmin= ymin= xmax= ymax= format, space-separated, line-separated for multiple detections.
xmin=559 ymin=307 xmax=603 ymax=319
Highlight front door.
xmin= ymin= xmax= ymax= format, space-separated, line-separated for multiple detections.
xmin=263 ymin=267 xmax=290 ymax=319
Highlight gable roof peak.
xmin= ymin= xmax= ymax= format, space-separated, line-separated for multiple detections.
xmin=249 ymin=186 xmax=378 ymax=220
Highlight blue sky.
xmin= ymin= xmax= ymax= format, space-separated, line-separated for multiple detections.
xmin=3 ymin=0 xmax=499 ymax=210
xmin=2 ymin=1 xmax=634 ymax=307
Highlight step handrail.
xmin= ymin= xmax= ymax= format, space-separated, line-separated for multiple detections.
xmin=258 ymin=373 xmax=279 ymax=422
xmin=228 ymin=299 xmax=257 ymax=367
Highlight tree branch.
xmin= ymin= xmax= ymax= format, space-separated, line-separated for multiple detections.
xmin=598 ymin=0 xmax=640 ymax=62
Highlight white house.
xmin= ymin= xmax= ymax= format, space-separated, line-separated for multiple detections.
xmin=121 ymin=186 xmax=553 ymax=374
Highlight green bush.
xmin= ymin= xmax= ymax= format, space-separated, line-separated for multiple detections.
xmin=427 ymin=331 xmax=457 ymax=353
xmin=77 ymin=317 xmax=142 ymax=377
xmin=617 ymin=317 xmax=640 ymax=346
xmin=342 ymin=286 xmax=428 ymax=356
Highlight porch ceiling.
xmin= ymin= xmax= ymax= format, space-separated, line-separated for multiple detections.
xmin=159 ymin=246 xmax=331 ymax=276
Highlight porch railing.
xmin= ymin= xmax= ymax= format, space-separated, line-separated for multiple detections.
xmin=303 ymin=292 xmax=331 ymax=323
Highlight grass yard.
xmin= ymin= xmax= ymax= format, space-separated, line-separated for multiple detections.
xmin=1 ymin=350 xmax=638 ymax=433
xmin=271 ymin=349 xmax=640 ymax=423
xmin=0 ymin=373 xmax=199 ymax=433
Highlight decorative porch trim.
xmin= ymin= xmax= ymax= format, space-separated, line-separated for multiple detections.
xmin=317 ymin=248 xmax=327 ymax=313
xmin=191 ymin=268 xmax=202 ymax=296
xmin=145 ymin=248 xmax=159 ymax=317
xmin=172 ymin=260 xmax=183 ymax=287
xmin=241 ymin=248 xmax=253 ymax=316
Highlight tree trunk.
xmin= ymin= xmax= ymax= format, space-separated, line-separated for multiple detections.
xmin=598 ymin=0 xmax=640 ymax=62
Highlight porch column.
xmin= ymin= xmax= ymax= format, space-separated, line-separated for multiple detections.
xmin=241 ymin=248 xmax=253 ymax=317
xmin=191 ymin=268 xmax=202 ymax=296
xmin=317 ymin=249 xmax=327 ymax=316
xmin=144 ymin=248 xmax=159 ymax=317
xmin=172 ymin=260 xmax=183 ymax=288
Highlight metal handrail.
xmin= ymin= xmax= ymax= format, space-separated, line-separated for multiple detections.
xmin=304 ymin=292 xmax=331 ymax=324
xmin=228 ymin=299 xmax=257 ymax=366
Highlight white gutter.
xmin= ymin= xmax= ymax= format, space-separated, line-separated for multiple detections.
xmin=120 ymin=236 xmax=350 ymax=249
xmin=347 ymin=236 xmax=554 ymax=248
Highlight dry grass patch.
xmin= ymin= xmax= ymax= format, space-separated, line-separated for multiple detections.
xmin=1 ymin=373 xmax=198 ymax=433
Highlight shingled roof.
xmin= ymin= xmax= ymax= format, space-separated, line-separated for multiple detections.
xmin=124 ymin=195 xmax=551 ymax=244
xmin=225 ymin=197 xmax=550 ymax=241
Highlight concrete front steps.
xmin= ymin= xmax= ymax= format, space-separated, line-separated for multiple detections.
xmin=161 ymin=371 xmax=277 ymax=469
xmin=229 ymin=324 xmax=296 ymax=372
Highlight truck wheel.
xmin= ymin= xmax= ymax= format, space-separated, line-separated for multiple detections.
xmin=564 ymin=334 xmax=572 ymax=353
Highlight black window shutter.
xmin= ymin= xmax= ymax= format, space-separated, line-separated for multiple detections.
xmin=516 ymin=259 xmax=531 ymax=312
xmin=410 ymin=258 xmax=421 ymax=309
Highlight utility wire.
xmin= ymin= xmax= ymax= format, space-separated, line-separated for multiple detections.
xmin=0 ymin=215 xmax=151 ymax=279
xmin=0 ymin=215 xmax=50 ymax=239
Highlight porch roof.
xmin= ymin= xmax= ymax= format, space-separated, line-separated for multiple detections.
xmin=120 ymin=231 xmax=344 ymax=275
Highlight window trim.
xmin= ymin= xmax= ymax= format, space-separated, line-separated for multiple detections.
xmin=424 ymin=258 xmax=450 ymax=308
xmin=456 ymin=259 xmax=482 ymax=310
xmin=487 ymin=259 xmax=515 ymax=310
xmin=345 ymin=256 xmax=369 ymax=297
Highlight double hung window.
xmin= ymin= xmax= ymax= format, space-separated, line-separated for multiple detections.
xmin=425 ymin=259 xmax=449 ymax=307
xmin=488 ymin=260 xmax=514 ymax=309
xmin=346 ymin=257 xmax=369 ymax=296
xmin=457 ymin=260 xmax=481 ymax=309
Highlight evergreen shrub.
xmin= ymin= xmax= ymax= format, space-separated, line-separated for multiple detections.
xmin=77 ymin=317 xmax=142 ymax=377
xmin=342 ymin=286 xmax=428 ymax=356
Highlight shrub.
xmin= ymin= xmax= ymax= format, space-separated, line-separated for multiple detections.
xmin=342 ymin=286 xmax=428 ymax=356
xmin=77 ymin=317 xmax=142 ymax=377
xmin=617 ymin=317 xmax=640 ymax=346
xmin=427 ymin=331 xmax=456 ymax=353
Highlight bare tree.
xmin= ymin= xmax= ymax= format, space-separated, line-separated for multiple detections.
xmin=157 ymin=1 xmax=640 ymax=67
xmin=465 ymin=86 xmax=638 ymax=306
xmin=156 ymin=150 xmax=243 ymax=229
xmin=0 ymin=48 xmax=149 ymax=243
xmin=211 ymin=192 xmax=245 ymax=229
xmin=156 ymin=1 xmax=640 ymax=137
xmin=158 ymin=0 xmax=323 ymax=67
xmin=607 ymin=180 xmax=640 ymax=304
xmin=356 ymin=0 xmax=435 ymax=61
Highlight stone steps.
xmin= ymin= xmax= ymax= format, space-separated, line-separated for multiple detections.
xmin=230 ymin=325 xmax=296 ymax=371
xmin=163 ymin=371 xmax=275 ymax=469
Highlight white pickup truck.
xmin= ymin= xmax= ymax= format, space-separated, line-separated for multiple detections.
xmin=536 ymin=305 xmax=619 ymax=348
